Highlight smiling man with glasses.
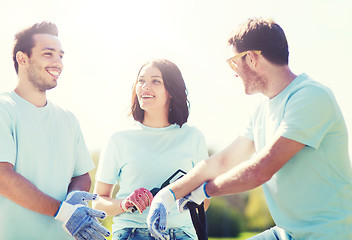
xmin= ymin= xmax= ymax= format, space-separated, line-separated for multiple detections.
xmin=147 ymin=17 xmax=352 ymax=240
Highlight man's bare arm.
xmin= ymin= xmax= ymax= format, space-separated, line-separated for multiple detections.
xmin=68 ymin=172 xmax=91 ymax=193
xmin=206 ymin=136 xmax=305 ymax=196
xmin=0 ymin=162 xmax=60 ymax=216
xmin=170 ymin=136 xmax=256 ymax=199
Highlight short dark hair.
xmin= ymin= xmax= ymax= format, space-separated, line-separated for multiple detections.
xmin=13 ymin=21 xmax=58 ymax=73
xmin=228 ymin=18 xmax=289 ymax=65
xmin=130 ymin=59 xmax=190 ymax=127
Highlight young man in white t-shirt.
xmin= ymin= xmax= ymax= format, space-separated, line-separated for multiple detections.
xmin=147 ymin=18 xmax=352 ymax=240
xmin=0 ymin=22 xmax=109 ymax=240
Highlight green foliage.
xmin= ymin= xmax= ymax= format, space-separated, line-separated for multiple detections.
xmin=206 ymin=197 xmax=243 ymax=238
xmin=89 ymin=151 xmax=99 ymax=193
xmin=209 ymin=231 xmax=258 ymax=240
xmin=101 ymin=216 xmax=113 ymax=240
xmin=89 ymin=151 xmax=114 ymax=240
xmin=244 ymin=187 xmax=275 ymax=231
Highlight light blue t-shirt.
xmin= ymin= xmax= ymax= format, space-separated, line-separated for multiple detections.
xmin=243 ymin=73 xmax=352 ymax=239
xmin=96 ymin=123 xmax=208 ymax=238
xmin=0 ymin=91 xmax=94 ymax=240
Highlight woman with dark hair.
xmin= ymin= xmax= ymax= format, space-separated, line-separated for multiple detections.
xmin=93 ymin=59 xmax=209 ymax=240
xmin=130 ymin=59 xmax=190 ymax=127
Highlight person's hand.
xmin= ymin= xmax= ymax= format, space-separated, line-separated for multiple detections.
xmin=146 ymin=188 xmax=175 ymax=240
xmin=66 ymin=191 xmax=98 ymax=206
xmin=55 ymin=201 xmax=110 ymax=240
xmin=177 ymin=182 xmax=210 ymax=213
xmin=120 ymin=187 xmax=153 ymax=214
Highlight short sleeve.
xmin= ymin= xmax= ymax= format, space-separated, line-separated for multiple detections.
xmin=278 ymin=86 xmax=337 ymax=149
xmin=72 ymin=115 xmax=95 ymax=177
xmin=95 ymin=134 xmax=120 ymax=184
xmin=0 ymin=104 xmax=16 ymax=165
xmin=240 ymin=107 xmax=257 ymax=141
xmin=195 ymin=129 xmax=208 ymax=165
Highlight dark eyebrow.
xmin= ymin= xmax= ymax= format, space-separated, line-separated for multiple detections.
xmin=138 ymin=75 xmax=162 ymax=78
xmin=42 ymin=47 xmax=65 ymax=55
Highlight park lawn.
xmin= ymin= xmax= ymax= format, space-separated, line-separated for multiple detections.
xmin=210 ymin=232 xmax=258 ymax=240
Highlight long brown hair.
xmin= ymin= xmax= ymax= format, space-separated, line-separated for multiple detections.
xmin=130 ymin=59 xmax=190 ymax=127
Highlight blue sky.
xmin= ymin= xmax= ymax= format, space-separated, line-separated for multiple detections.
xmin=1 ymin=0 xmax=351 ymax=153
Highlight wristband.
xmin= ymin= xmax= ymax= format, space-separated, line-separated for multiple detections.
xmin=54 ymin=202 xmax=63 ymax=217
xmin=169 ymin=189 xmax=176 ymax=201
xmin=203 ymin=182 xmax=211 ymax=198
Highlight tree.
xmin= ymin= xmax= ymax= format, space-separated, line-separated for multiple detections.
xmin=206 ymin=197 xmax=243 ymax=237
xmin=245 ymin=187 xmax=275 ymax=231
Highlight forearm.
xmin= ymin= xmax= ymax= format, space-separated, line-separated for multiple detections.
xmin=0 ymin=162 xmax=60 ymax=216
xmin=205 ymin=136 xmax=305 ymax=197
xmin=93 ymin=181 xmax=126 ymax=216
xmin=92 ymin=196 xmax=124 ymax=216
xmin=68 ymin=173 xmax=91 ymax=193
xmin=205 ymin=157 xmax=266 ymax=197
xmin=170 ymin=156 xmax=225 ymax=199
xmin=170 ymin=136 xmax=255 ymax=199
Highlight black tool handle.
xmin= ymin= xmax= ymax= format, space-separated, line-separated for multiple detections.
xmin=129 ymin=169 xmax=187 ymax=212
xmin=187 ymin=202 xmax=208 ymax=240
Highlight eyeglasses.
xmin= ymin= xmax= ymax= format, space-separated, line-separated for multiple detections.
xmin=226 ymin=50 xmax=262 ymax=71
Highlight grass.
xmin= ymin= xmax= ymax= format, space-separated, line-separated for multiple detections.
xmin=210 ymin=232 xmax=258 ymax=240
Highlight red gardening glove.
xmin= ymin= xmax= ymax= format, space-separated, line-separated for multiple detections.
xmin=120 ymin=188 xmax=153 ymax=214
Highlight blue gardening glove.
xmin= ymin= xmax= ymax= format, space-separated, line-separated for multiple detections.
xmin=55 ymin=201 xmax=110 ymax=240
xmin=66 ymin=191 xmax=98 ymax=206
xmin=177 ymin=182 xmax=210 ymax=213
xmin=147 ymin=188 xmax=175 ymax=240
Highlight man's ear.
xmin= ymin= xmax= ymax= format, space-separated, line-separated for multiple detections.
xmin=16 ymin=51 xmax=28 ymax=66
xmin=246 ymin=51 xmax=259 ymax=69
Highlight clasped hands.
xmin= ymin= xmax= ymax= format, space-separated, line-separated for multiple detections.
xmin=55 ymin=191 xmax=110 ymax=240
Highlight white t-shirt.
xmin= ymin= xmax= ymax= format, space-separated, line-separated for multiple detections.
xmin=0 ymin=91 xmax=94 ymax=240
xmin=243 ymin=74 xmax=352 ymax=239
xmin=96 ymin=122 xmax=208 ymax=238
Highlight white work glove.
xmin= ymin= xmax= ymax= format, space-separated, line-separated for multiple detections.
xmin=120 ymin=187 xmax=153 ymax=213
xmin=55 ymin=201 xmax=110 ymax=240
xmin=146 ymin=188 xmax=176 ymax=240
xmin=65 ymin=191 xmax=98 ymax=206
xmin=177 ymin=182 xmax=210 ymax=213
